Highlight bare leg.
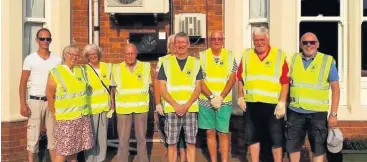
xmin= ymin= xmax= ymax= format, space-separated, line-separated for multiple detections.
xmin=54 ymin=155 xmax=65 ymax=162
xmin=168 ymin=144 xmax=178 ymax=162
xmin=289 ymin=151 xmax=300 ymax=162
xmin=249 ymin=142 xmax=260 ymax=162
xmin=218 ymin=132 xmax=229 ymax=162
xmin=206 ymin=129 xmax=217 ymax=162
xmin=272 ymin=147 xmax=283 ymax=162
xmin=49 ymin=149 xmax=56 ymax=162
xmin=28 ymin=152 xmax=36 ymax=162
xmin=186 ymin=143 xmax=196 ymax=162
xmin=180 ymin=148 xmax=187 ymax=162
xmin=312 ymin=154 xmax=324 ymax=162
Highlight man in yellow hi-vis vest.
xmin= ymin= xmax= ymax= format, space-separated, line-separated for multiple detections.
xmin=285 ymin=32 xmax=340 ymax=162
xmin=111 ymin=44 xmax=151 ymax=162
xmin=237 ymin=26 xmax=289 ymax=162
xmin=158 ymin=32 xmax=203 ymax=162
xmin=198 ymin=30 xmax=237 ymax=162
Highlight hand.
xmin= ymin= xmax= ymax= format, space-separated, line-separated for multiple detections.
xmin=237 ymin=97 xmax=246 ymax=112
xmin=107 ymin=109 xmax=115 ymax=118
xmin=20 ymin=104 xmax=31 ymax=117
xmin=155 ymin=104 xmax=164 ymax=116
xmin=328 ymin=115 xmax=338 ymax=128
xmin=210 ymin=96 xmax=223 ymax=109
xmin=274 ymin=101 xmax=286 ymax=119
xmin=173 ymin=103 xmax=184 ymax=116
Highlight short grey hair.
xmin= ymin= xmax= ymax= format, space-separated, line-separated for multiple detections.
xmin=62 ymin=45 xmax=79 ymax=64
xmin=252 ymin=26 xmax=269 ymax=39
xmin=174 ymin=32 xmax=190 ymax=44
xmin=167 ymin=34 xmax=175 ymax=53
xmin=82 ymin=44 xmax=102 ymax=61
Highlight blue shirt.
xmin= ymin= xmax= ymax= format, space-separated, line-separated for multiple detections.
xmin=289 ymin=53 xmax=339 ymax=114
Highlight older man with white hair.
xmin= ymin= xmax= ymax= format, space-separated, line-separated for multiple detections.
xmin=237 ymin=26 xmax=289 ymax=162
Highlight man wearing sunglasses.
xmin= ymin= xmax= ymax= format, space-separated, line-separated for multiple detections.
xmin=19 ymin=28 xmax=61 ymax=162
xmin=237 ymin=26 xmax=289 ymax=162
xmin=198 ymin=30 xmax=237 ymax=162
xmin=285 ymin=32 xmax=340 ymax=162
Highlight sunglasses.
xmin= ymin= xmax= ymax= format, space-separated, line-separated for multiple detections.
xmin=210 ymin=38 xmax=224 ymax=42
xmin=302 ymin=41 xmax=317 ymax=45
xmin=38 ymin=37 xmax=52 ymax=42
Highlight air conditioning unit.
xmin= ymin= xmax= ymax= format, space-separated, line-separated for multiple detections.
xmin=174 ymin=13 xmax=207 ymax=38
xmin=105 ymin=0 xmax=169 ymax=13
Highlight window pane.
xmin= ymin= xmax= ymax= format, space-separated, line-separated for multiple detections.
xmin=301 ymin=0 xmax=340 ymax=17
xmin=249 ymin=0 xmax=267 ymax=19
xmin=364 ymin=0 xmax=367 ymax=17
xmin=362 ymin=22 xmax=367 ymax=76
xmin=250 ymin=23 xmax=269 ymax=47
xmin=299 ymin=22 xmax=339 ymax=66
xmin=24 ymin=22 xmax=43 ymax=59
xmin=25 ymin=0 xmax=45 ymax=18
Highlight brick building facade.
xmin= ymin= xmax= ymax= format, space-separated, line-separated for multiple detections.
xmin=2 ymin=0 xmax=367 ymax=161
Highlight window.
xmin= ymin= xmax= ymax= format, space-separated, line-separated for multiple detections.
xmin=244 ymin=0 xmax=269 ymax=48
xmin=23 ymin=0 xmax=49 ymax=59
xmin=297 ymin=0 xmax=346 ymax=106
xmin=362 ymin=0 xmax=367 ymax=77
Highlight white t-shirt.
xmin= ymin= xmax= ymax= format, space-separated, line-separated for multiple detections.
xmin=23 ymin=52 xmax=62 ymax=96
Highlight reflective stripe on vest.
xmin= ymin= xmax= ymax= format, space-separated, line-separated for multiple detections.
xmin=114 ymin=62 xmax=150 ymax=114
xmin=289 ymin=53 xmax=332 ymax=111
xmin=199 ymin=49 xmax=233 ymax=102
xmin=51 ymin=66 xmax=89 ymax=120
xmin=164 ymin=56 xmax=200 ymax=113
xmin=242 ymin=48 xmax=284 ymax=104
xmin=86 ymin=62 xmax=112 ymax=114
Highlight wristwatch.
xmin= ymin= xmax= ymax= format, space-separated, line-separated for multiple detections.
xmin=331 ymin=112 xmax=338 ymax=117
xmin=209 ymin=94 xmax=215 ymax=100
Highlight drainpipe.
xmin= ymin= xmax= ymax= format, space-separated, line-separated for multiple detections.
xmin=93 ymin=0 xmax=99 ymax=45
xmin=88 ymin=0 xmax=93 ymax=44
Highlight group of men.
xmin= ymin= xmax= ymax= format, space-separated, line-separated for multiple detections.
xmin=19 ymin=26 xmax=339 ymax=162
xmin=153 ymin=28 xmax=339 ymax=162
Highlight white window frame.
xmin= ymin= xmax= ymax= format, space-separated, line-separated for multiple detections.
xmin=296 ymin=0 xmax=347 ymax=105
xmin=23 ymin=0 xmax=51 ymax=58
xmin=361 ymin=0 xmax=367 ymax=82
xmin=243 ymin=0 xmax=269 ymax=48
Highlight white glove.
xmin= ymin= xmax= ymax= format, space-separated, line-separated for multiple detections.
xmin=210 ymin=96 xmax=223 ymax=109
xmin=274 ymin=101 xmax=286 ymax=119
xmin=237 ymin=97 xmax=246 ymax=112
xmin=106 ymin=109 xmax=115 ymax=118
xmin=155 ymin=104 xmax=164 ymax=116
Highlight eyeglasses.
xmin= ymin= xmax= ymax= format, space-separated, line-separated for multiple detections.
xmin=302 ymin=41 xmax=317 ymax=45
xmin=67 ymin=52 xmax=79 ymax=57
xmin=210 ymin=38 xmax=224 ymax=42
xmin=38 ymin=37 xmax=52 ymax=42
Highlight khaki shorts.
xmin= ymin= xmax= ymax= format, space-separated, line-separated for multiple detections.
xmin=27 ymin=99 xmax=55 ymax=153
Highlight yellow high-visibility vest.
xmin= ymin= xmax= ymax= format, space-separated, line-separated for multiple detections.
xmin=156 ymin=54 xmax=173 ymax=107
xmin=113 ymin=61 xmax=151 ymax=114
xmin=241 ymin=47 xmax=286 ymax=104
xmin=199 ymin=48 xmax=234 ymax=103
xmin=85 ymin=62 xmax=112 ymax=114
xmin=50 ymin=65 xmax=90 ymax=120
xmin=289 ymin=52 xmax=333 ymax=112
xmin=162 ymin=56 xmax=201 ymax=113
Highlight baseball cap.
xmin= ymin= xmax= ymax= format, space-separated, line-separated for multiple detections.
xmin=327 ymin=128 xmax=344 ymax=153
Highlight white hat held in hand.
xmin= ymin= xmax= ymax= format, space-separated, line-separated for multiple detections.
xmin=327 ymin=128 xmax=344 ymax=153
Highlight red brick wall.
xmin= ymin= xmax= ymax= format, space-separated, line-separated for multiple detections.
xmin=1 ymin=121 xmax=28 ymax=162
xmin=71 ymin=0 xmax=223 ymax=62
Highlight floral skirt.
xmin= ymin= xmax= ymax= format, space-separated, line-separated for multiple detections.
xmin=54 ymin=115 xmax=94 ymax=156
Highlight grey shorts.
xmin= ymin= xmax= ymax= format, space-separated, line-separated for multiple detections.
xmin=164 ymin=112 xmax=198 ymax=145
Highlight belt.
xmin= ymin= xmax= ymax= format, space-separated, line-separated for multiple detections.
xmin=30 ymin=95 xmax=47 ymax=101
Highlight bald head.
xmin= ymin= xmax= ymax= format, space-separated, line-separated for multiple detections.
xmin=300 ymin=32 xmax=319 ymax=57
xmin=301 ymin=32 xmax=319 ymax=42
xmin=123 ymin=44 xmax=138 ymax=66
xmin=209 ymin=30 xmax=224 ymax=51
